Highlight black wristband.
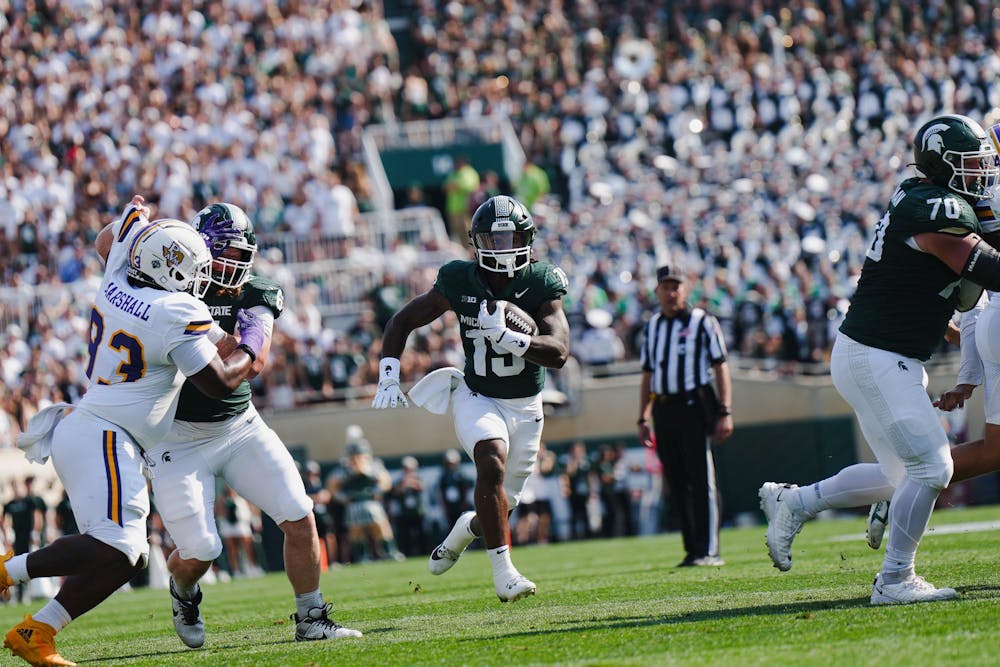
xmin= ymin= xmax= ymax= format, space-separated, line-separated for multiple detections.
xmin=637 ymin=419 xmax=648 ymax=425
xmin=717 ymin=407 xmax=732 ymax=416
xmin=236 ymin=343 xmax=257 ymax=363
xmin=962 ymin=239 xmax=1000 ymax=291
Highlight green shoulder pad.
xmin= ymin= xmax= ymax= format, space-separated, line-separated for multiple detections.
xmin=239 ymin=275 xmax=285 ymax=319
xmin=890 ymin=181 xmax=980 ymax=237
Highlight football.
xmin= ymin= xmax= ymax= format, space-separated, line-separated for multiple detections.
xmin=487 ymin=299 xmax=539 ymax=335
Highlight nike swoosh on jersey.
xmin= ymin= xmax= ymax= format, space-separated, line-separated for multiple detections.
xmin=514 ymin=288 xmax=529 ymax=298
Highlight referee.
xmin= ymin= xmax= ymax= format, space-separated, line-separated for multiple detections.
xmin=638 ymin=266 xmax=734 ymax=566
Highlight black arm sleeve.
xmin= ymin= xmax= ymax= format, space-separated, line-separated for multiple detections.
xmin=961 ymin=239 xmax=1000 ymax=292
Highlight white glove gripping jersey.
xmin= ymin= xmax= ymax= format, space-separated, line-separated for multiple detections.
xmin=78 ymin=206 xmax=218 ymax=450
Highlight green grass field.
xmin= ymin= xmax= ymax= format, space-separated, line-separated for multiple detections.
xmin=3 ymin=505 xmax=1000 ymax=666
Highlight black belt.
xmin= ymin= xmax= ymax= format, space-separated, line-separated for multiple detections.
xmin=652 ymin=390 xmax=703 ymax=405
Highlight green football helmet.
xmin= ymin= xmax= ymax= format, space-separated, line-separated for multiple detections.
xmin=913 ymin=114 xmax=998 ymax=200
xmin=469 ymin=195 xmax=535 ymax=277
xmin=190 ymin=203 xmax=257 ymax=288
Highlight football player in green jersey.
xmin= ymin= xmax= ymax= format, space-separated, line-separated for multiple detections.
xmin=373 ymin=195 xmax=570 ymax=602
xmin=760 ymin=114 xmax=1000 ymax=605
xmin=143 ymin=203 xmax=361 ymax=647
xmin=866 ymin=118 xmax=1000 ymax=550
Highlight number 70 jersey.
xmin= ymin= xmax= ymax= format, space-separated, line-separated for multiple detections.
xmin=77 ymin=208 xmax=218 ymax=449
xmin=841 ymin=177 xmax=982 ymax=361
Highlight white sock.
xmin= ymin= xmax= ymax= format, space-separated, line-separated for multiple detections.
xmin=33 ymin=599 xmax=73 ymax=633
xmin=295 ymin=589 xmax=324 ymax=619
xmin=487 ymin=545 xmax=514 ymax=578
xmin=800 ymin=464 xmax=894 ymax=516
xmin=882 ymin=478 xmax=938 ymax=583
xmin=171 ymin=578 xmax=199 ymax=600
xmin=443 ymin=513 xmax=478 ymax=552
xmin=5 ymin=554 xmax=29 ymax=583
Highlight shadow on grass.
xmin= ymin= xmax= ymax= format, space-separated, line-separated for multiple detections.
xmin=81 ymin=638 xmax=294 ymax=664
xmin=82 ymin=625 xmax=396 ymax=664
xmin=488 ymin=583 xmax=1000 ymax=640
xmin=470 ymin=596 xmax=884 ymax=639
xmin=957 ymin=583 xmax=1000 ymax=598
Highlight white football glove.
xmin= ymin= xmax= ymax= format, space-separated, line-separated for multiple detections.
xmin=372 ymin=357 xmax=409 ymax=409
xmin=478 ymin=300 xmax=507 ymax=342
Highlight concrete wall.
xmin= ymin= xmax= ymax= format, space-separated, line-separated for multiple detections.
xmin=265 ymin=362 xmax=982 ymax=463
xmin=0 ymin=363 xmax=977 ymax=509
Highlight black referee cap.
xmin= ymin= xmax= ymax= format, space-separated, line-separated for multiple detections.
xmin=656 ymin=265 xmax=684 ymax=283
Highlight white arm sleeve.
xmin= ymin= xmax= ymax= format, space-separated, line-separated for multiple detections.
xmin=957 ymin=297 xmax=986 ymax=386
xmin=170 ymin=335 xmax=218 ymax=377
xmin=207 ymin=323 xmax=227 ymax=344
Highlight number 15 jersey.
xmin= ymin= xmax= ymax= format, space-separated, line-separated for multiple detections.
xmin=433 ymin=259 xmax=568 ymax=399
xmin=78 ymin=207 xmax=218 ymax=449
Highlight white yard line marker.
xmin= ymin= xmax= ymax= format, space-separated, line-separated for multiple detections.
xmin=828 ymin=519 xmax=1000 ymax=542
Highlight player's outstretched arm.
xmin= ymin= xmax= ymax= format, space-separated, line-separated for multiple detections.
xmin=187 ymin=349 xmax=255 ymax=398
xmin=917 ymin=231 xmax=1000 ymax=292
xmin=374 ymin=290 xmax=451 ymax=409
xmin=96 ymin=195 xmax=152 ymax=264
xmin=186 ymin=308 xmax=265 ymax=398
xmin=381 ymin=290 xmax=451 ymax=359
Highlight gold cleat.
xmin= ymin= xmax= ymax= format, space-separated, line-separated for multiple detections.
xmin=4 ymin=615 xmax=77 ymax=667
xmin=0 ymin=550 xmax=14 ymax=601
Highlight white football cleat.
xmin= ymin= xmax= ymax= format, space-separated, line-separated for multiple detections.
xmin=170 ymin=579 xmax=205 ymax=649
xmin=428 ymin=511 xmax=477 ymax=575
xmin=866 ymin=500 xmax=889 ymax=550
xmin=293 ymin=603 xmax=363 ymax=640
xmin=759 ymin=482 xmax=805 ymax=572
xmin=495 ymin=572 xmax=536 ymax=602
xmin=870 ymin=573 xmax=958 ymax=605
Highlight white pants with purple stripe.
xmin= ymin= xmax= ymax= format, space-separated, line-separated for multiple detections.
xmin=51 ymin=409 xmax=150 ymax=566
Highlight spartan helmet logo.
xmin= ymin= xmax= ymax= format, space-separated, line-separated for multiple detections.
xmin=922 ymin=123 xmax=952 ymax=155
xmin=162 ymin=242 xmax=186 ymax=268
xmin=494 ymin=196 xmax=513 ymax=218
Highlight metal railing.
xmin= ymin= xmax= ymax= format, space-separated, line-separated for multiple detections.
xmin=364 ymin=116 xmax=509 ymax=149
xmin=360 ymin=115 xmax=527 ymax=214
xmin=1 ymin=208 xmax=460 ymax=332
xmin=255 ymin=206 xmax=452 ymax=265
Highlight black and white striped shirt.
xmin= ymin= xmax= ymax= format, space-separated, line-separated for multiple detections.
xmin=640 ymin=308 xmax=727 ymax=395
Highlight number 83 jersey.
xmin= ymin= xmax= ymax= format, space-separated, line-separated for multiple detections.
xmin=433 ymin=259 xmax=568 ymax=399
xmin=840 ymin=177 xmax=982 ymax=361
xmin=78 ymin=207 xmax=219 ymax=449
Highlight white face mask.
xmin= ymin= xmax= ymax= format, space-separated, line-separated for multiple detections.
xmin=475 ymin=230 xmax=532 ymax=277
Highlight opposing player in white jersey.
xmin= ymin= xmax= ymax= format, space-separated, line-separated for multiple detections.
xmin=2 ymin=198 xmax=263 ymax=667
xmin=145 ymin=203 xmax=361 ymax=647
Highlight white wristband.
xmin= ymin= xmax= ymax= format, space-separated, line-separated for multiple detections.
xmin=379 ymin=357 xmax=401 ymax=380
xmin=495 ymin=330 xmax=531 ymax=357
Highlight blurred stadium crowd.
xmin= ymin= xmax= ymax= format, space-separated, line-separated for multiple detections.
xmin=3 ymin=0 xmax=999 ymax=441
